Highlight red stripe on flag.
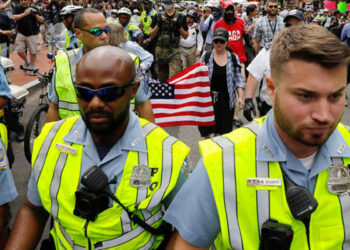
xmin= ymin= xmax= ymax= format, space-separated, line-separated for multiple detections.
xmin=154 ymin=111 xmax=214 ymax=118
xmin=174 ymin=82 xmax=210 ymax=89
xmin=174 ymin=92 xmax=212 ymax=99
xmin=151 ymin=101 xmax=213 ymax=109
xmin=157 ymin=120 xmax=216 ymax=127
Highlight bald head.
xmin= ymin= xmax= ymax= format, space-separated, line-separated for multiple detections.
xmin=76 ymin=46 xmax=136 ymax=84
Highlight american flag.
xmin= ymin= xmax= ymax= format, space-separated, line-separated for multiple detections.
xmin=148 ymin=62 xmax=215 ymax=127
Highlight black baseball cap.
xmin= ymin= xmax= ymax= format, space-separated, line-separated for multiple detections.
xmin=213 ymin=28 xmax=228 ymax=42
xmin=162 ymin=0 xmax=173 ymax=4
xmin=284 ymin=9 xmax=305 ymax=22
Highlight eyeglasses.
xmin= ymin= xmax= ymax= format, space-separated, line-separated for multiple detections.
xmin=77 ymin=26 xmax=110 ymax=36
xmin=74 ymin=82 xmax=134 ymax=102
xmin=268 ymin=5 xmax=278 ymax=8
xmin=213 ymin=39 xmax=226 ymax=44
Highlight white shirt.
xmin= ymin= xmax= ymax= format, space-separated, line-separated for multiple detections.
xmin=180 ymin=22 xmax=203 ymax=52
xmin=246 ymin=45 xmax=272 ymax=106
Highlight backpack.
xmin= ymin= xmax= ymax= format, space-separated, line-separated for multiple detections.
xmin=203 ymin=50 xmax=240 ymax=68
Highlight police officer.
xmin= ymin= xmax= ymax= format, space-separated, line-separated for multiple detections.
xmin=7 ymin=46 xmax=190 ymax=249
xmin=149 ymin=0 xmax=188 ymax=82
xmin=164 ymin=24 xmax=350 ymax=249
xmin=0 ymin=63 xmax=17 ymax=249
xmin=46 ymin=8 xmax=154 ymax=123
xmin=106 ymin=9 xmax=118 ymax=24
xmin=60 ymin=5 xmax=83 ymax=51
xmin=118 ymin=7 xmax=143 ymax=46
xmin=141 ymin=0 xmax=157 ymax=78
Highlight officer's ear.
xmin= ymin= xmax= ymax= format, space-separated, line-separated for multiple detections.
xmin=130 ymin=81 xmax=140 ymax=101
xmin=266 ymin=76 xmax=276 ymax=104
xmin=75 ymin=28 xmax=82 ymax=40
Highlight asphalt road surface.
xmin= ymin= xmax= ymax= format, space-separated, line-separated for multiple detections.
xmin=7 ymin=85 xmax=350 ymax=249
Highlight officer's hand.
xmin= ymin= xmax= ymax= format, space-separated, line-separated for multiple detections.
xmin=244 ymin=98 xmax=256 ymax=121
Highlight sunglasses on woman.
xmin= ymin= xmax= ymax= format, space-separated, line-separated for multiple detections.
xmin=74 ymin=82 xmax=134 ymax=102
xmin=77 ymin=26 xmax=110 ymax=36
xmin=213 ymin=39 xmax=226 ymax=44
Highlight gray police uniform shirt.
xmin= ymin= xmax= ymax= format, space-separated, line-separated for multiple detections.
xmin=27 ymin=111 xmax=188 ymax=208
xmin=48 ymin=47 xmax=152 ymax=105
xmin=0 ymin=63 xmax=17 ymax=206
xmin=0 ymin=139 xmax=17 ymax=206
xmin=163 ymin=111 xmax=350 ymax=247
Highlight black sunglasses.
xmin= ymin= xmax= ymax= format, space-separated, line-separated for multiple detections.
xmin=74 ymin=82 xmax=134 ymax=102
xmin=213 ymin=39 xmax=226 ymax=44
xmin=77 ymin=26 xmax=110 ymax=36
xmin=268 ymin=5 xmax=278 ymax=8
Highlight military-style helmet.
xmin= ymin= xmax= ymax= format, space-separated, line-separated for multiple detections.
xmin=187 ymin=9 xmax=197 ymax=19
xmin=60 ymin=5 xmax=83 ymax=16
xmin=118 ymin=7 xmax=132 ymax=16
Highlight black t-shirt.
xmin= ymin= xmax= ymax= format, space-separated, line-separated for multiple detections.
xmin=151 ymin=10 xmax=188 ymax=37
xmin=46 ymin=1 xmax=59 ymax=24
xmin=211 ymin=60 xmax=228 ymax=95
xmin=13 ymin=5 xmax=41 ymax=36
xmin=0 ymin=11 xmax=11 ymax=43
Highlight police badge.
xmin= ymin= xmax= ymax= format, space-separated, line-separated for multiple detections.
xmin=327 ymin=165 xmax=350 ymax=195
xmin=130 ymin=165 xmax=152 ymax=189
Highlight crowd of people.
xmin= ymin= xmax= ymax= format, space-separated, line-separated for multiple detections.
xmin=1 ymin=0 xmax=350 ymax=249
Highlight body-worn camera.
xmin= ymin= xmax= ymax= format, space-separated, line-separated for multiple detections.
xmin=73 ymin=188 xmax=109 ymax=221
xmin=260 ymin=219 xmax=294 ymax=250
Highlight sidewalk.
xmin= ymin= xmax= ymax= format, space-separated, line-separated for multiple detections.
xmin=9 ymin=45 xmax=53 ymax=87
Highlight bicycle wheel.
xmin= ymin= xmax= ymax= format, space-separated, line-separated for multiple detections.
xmin=24 ymin=104 xmax=49 ymax=164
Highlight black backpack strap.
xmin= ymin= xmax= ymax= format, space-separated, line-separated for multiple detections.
xmin=229 ymin=51 xmax=240 ymax=68
xmin=204 ymin=50 xmax=212 ymax=64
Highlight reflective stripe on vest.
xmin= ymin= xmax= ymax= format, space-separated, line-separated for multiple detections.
xmin=0 ymin=123 xmax=8 ymax=150
xmin=141 ymin=9 xmax=157 ymax=35
xmin=201 ymin=118 xmax=350 ymax=249
xmin=124 ymin=23 xmax=141 ymax=41
xmin=32 ymin=116 xmax=190 ymax=249
xmin=55 ymin=49 xmax=80 ymax=119
xmin=64 ymin=30 xmax=82 ymax=50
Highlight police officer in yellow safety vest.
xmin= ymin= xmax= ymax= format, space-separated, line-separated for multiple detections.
xmin=118 ymin=7 xmax=144 ymax=46
xmin=46 ymin=8 xmax=155 ymax=124
xmin=107 ymin=9 xmax=119 ymax=24
xmin=60 ymin=5 xmax=83 ymax=51
xmin=163 ymin=24 xmax=350 ymax=250
xmin=0 ymin=62 xmax=17 ymax=249
xmin=6 ymin=46 xmax=190 ymax=250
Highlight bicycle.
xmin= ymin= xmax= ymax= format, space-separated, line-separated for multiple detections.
xmin=20 ymin=65 xmax=53 ymax=163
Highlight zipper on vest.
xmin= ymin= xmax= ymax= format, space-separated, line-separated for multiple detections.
xmin=84 ymin=220 xmax=92 ymax=250
xmin=302 ymin=217 xmax=311 ymax=249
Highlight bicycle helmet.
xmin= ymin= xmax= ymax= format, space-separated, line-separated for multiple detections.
xmin=118 ymin=7 xmax=132 ymax=16
xmin=60 ymin=5 xmax=83 ymax=16
xmin=111 ymin=9 xmax=118 ymax=15
xmin=206 ymin=1 xmax=221 ymax=9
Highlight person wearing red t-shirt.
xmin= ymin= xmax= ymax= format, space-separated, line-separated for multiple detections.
xmin=214 ymin=2 xmax=247 ymax=64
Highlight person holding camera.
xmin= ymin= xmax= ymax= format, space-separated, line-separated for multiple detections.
xmin=163 ymin=24 xmax=350 ymax=250
xmin=6 ymin=46 xmax=190 ymax=249
xmin=12 ymin=0 xmax=44 ymax=69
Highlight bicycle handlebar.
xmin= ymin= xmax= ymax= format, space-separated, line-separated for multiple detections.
xmin=20 ymin=65 xmax=50 ymax=78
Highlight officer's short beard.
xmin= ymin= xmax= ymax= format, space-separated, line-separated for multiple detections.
xmin=82 ymin=103 xmax=130 ymax=137
xmin=224 ymin=12 xmax=236 ymax=23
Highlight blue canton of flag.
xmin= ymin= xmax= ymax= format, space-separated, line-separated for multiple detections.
xmin=149 ymin=81 xmax=174 ymax=99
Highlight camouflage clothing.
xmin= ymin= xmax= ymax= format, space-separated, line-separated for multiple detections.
xmin=155 ymin=46 xmax=182 ymax=82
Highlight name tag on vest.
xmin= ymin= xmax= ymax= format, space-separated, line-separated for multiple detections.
xmin=247 ymin=178 xmax=282 ymax=187
xmin=56 ymin=143 xmax=77 ymax=154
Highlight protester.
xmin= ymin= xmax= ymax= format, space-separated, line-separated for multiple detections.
xmin=198 ymin=28 xmax=244 ymax=138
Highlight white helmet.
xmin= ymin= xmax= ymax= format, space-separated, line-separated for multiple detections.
xmin=118 ymin=7 xmax=132 ymax=16
xmin=133 ymin=9 xmax=139 ymax=14
xmin=60 ymin=5 xmax=83 ymax=16
xmin=206 ymin=1 xmax=221 ymax=9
